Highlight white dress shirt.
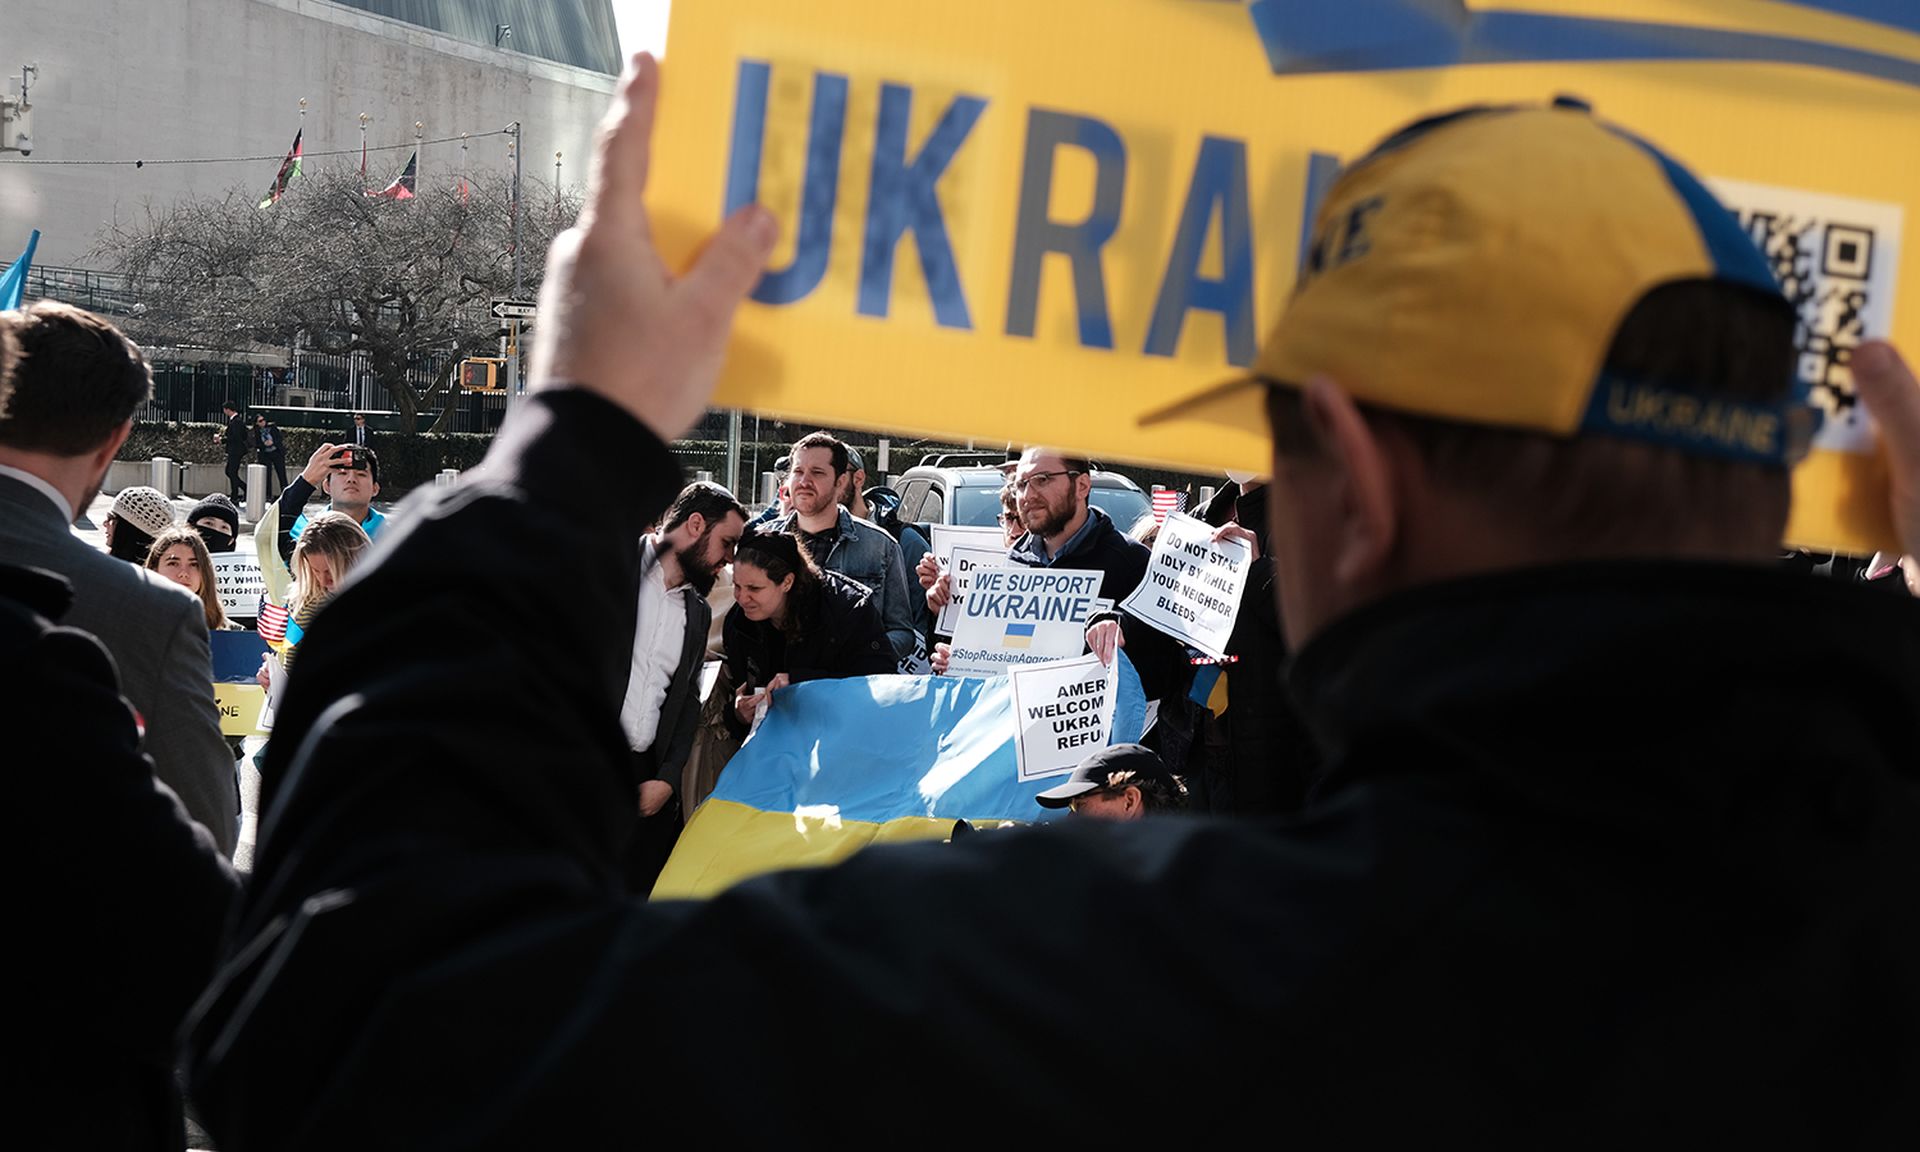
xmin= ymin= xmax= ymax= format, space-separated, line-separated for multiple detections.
xmin=619 ymin=538 xmax=690 ymax=753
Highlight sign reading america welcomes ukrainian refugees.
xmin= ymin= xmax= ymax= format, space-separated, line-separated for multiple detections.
xmin=650 ymin=0 xmax=1919 ymax=556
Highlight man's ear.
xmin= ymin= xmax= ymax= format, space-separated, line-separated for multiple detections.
xmin=684 ymin=511 xmax=707 ymax=539
xmin=1302 ymin=376 xmax=1398 ymax=589
xmin=90 ymin=419 xmax=134 ymax=482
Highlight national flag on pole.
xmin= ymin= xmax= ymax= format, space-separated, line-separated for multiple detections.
xmin=258 ymin=129 xmax=303 ymax=209
xmin=0 ymin=229 xmax=38 ymax=310
xmin=256 ymin=598 xmax=289 ymax=645
xmin=1151 ymin=487 xmax=1186 ymax=526
xmin=366 ymin=151 xmax=417 ymax=200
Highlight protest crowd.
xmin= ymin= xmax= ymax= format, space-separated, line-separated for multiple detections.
xmin=4 ymin=51 xmax=1919 ymax=1150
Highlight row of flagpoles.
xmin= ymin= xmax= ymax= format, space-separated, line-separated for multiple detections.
xmin=259 ymin=126 xmax=421 ymax=208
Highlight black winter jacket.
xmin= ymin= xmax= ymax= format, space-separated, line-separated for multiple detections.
xmin=187 ymin=392 xmax=1920 ymax=1148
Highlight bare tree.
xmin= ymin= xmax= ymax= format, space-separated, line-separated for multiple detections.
xmin=99 ymin=167 xmax=579 ymax=427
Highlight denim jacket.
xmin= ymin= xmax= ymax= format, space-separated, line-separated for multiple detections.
xmin=774 ymin=506 xmax=915 ymax=662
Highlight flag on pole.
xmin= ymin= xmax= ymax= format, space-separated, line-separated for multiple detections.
xmin=0 ymin=229 xmax=38 ymax=310
xmin=258 ymin=129 xmax=304 ymax=209
xmin=366 ymin=151 xmax=417 ymax=200
xmin=256 ymin=598 xmax=289 ymax=646
xmin=359 ymin=135 xmax=367 ymax=177
xmin=1151 ymin=487 xmax=1186 ymax=526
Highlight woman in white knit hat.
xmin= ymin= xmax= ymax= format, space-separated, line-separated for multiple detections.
xmin=103 ymin=484 xmax=175 ymax=564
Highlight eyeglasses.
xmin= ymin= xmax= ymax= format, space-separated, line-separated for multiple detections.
xmin=1067 ymin=789 xmax=1115 ymax=814
xmin=1011 ymin=469 xmax=1080 ymax=496
xmin=999 ymin=512 xmax=1022 ymax=525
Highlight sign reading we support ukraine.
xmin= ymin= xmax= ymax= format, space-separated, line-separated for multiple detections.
xmin=1120 ymin=511 xmax=1253 ymax=659
xmin=651 ymin=0 xmax=1920 ymax=556
xmin=946 ymin=567 xmax=1102 ymax=675
xmin=1008 ymin=653 xmax=1121 ymax=782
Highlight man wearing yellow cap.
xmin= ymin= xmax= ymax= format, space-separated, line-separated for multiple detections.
xmin=188 ymin=66 xmax=1920 ymax=1146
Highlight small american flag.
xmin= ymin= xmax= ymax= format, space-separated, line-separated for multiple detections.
xmin=257 ymin=597 xmax=289 ymax=645
xmin=1151 ymin=487 xmax=1186 ymax=526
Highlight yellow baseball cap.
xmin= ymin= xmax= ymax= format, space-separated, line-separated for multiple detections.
xmin=1143 ymin=99 xmax=1815 ymax=467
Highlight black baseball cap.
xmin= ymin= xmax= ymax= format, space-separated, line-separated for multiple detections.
xmin=1036 ymin=744 xmax=1173 ymax=809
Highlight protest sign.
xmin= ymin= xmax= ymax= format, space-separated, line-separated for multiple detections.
xmin=1007 ymin=653 xmax=1120 ymax=782
xmin=213 ymin=682 xmax=268 ymax=738
xmin=1120 ymin=511 xmax=1253 ymax=659
xmin=946 ymin=567 xmax=1102 ymax=675
xmin=209 ymin=630 xmax=271 ymax=737
xmin=936 ymin=533 xmax=1013 ymax=633
xmin=210 ymin=551 xmax=265 ymax=620
xmin=652 ymin=0 xmax=1917 ymax=556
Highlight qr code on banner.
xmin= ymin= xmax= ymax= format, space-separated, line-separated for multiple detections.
xmin=1710 ymin=179 xmax=1904 ymax=455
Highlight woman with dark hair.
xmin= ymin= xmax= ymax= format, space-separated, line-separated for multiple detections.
xmin=723 ymin=529 xmax=893 ymax=734
xmin=145 ymin=526 xmax=233 ymax=631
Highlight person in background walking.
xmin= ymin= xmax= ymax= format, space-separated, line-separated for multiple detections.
xmin=217 ymin=401 xmax=249 ymax=502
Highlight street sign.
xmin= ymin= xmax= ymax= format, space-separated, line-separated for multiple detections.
xmin=490 ymin=298 xmax=537 ymax=320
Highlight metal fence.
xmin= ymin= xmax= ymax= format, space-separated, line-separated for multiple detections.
xmin=128 ymin=347 xmax=507 ymax=432
xmin=24 ymin=264 xmax=141 ymax=317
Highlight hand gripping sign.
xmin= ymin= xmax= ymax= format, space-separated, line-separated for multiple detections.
xmin=650 ymin=0 xmax=1918 ymax=556
xmin=1119 ymin=511 xmax=1254 ymax=660
xmin=930 ymin=523 xmax=1010 ymax=635
xmin=1007 ymin=652 xmax=1120 ymax=782
xmin=946 ymin=567 xmax=1104 ymax=675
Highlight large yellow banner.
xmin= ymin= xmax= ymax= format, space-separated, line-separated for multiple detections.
xmin=650 ymin=0 xmax=1920 ymax=554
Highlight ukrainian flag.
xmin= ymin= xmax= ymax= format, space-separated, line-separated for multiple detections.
xmin=1003 ymin=621 xmax=1036 ymax=649
xmin=654 ymin=655 xmax=1146 ymax=899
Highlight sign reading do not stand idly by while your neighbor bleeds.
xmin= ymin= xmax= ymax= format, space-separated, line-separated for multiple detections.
xmin=648 ymin=0 xmax=1920 ymax=557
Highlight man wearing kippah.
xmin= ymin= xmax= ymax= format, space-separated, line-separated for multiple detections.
xmin=188 ymin=68 xmax=1920 ymax=1146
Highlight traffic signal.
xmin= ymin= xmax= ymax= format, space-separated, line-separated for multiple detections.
xmin=461 ymin=357 xmax=507 ymax=393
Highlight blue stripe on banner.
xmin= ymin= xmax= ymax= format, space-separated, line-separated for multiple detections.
xmin=1247 ymin=0 xmax=1920 ymax=91
xmin=1786 ymin=0 xmax=1920 ymax=38
xmin=709 ymin=654 xmax=1148 ymax=825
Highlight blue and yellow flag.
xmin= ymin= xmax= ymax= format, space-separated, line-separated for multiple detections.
xmin=655 ymin=657 xmax=1147 ymax=899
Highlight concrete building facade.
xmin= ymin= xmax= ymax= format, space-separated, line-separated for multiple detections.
xmin=0 ymin=0 xmax=620 ymax=268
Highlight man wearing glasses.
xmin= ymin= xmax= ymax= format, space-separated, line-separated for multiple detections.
xmin=966 ymin=445 xmax=1149 ymax=606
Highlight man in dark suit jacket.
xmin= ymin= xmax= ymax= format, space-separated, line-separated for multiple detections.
xmin=218 ymin=401 xmax=249 ymax=502
xmin=619 ymin=480 xmax=747 ymax=893
xmin=5 ymin=563 xmax=239 ymax=1152
xmin=344 ymin=411 xmax=371 ymax=447
xmin=0 ymin=301 xmax=239 ymax=855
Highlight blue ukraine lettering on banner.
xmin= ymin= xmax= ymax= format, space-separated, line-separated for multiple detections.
xmin=721 ymin=68 xmax=1266 ymax=367
xmin=1245 ymin=0 xmax=1920 ymax=90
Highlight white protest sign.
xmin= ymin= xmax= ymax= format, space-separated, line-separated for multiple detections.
xmin=1119 ymin=512 xmax=1253 ymax=660
xmin=946 ymin=567 xmax=1103 ymax=675
xmin=896 ymin=628 xmax=933 ymax=676
xmin=1007 ymin=652 xmax=1120 ymax=782
xmin=935 ymin=542 xmax=1009 ymax=635
xmin=210 ymin=551 xmax=266 ymax=620
xmin=929 ymin=524 xmax=1007 ymax=635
